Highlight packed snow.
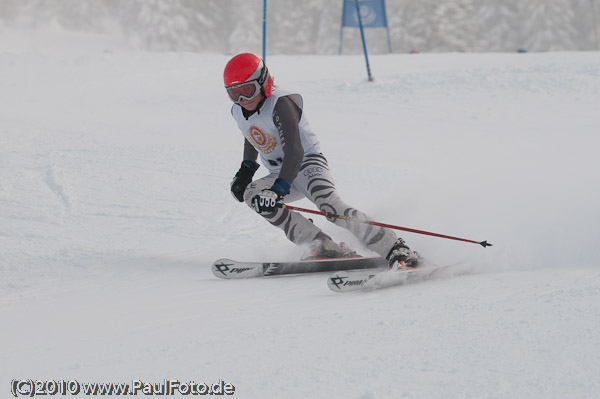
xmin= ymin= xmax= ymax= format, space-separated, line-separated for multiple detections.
xmin=1 ymin=30 xmax=600 ymax=398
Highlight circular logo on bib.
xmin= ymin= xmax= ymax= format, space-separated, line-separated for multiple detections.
xmin=247 ymin=126 xmax=277 ymax=154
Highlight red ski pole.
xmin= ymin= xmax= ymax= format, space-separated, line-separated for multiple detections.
xmin=279 ymin=204 xmax=492 ymax=248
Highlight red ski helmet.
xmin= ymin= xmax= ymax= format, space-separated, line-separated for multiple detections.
xmin=223 ymin=53 xmax=272 ymax=102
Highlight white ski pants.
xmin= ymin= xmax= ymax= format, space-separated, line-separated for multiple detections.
xmin=243 ymin=154 xmax=398 ymax=257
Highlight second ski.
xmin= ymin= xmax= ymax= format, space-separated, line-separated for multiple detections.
xmin=327 ymin=263 xmax=454 ymax=292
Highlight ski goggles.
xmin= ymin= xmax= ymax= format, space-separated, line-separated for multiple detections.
xmin=225 ymin=80 xmax=262 ymax=103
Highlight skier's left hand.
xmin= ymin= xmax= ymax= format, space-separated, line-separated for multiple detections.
xmin=251 ymin=189 xmax=283 ymax=213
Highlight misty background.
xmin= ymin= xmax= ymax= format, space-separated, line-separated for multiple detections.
xmin=1 ymin=0 xmax=599 ymax=54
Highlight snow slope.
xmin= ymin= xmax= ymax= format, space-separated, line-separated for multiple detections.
xmin=1 ymin=32 xmax=600 ymax=398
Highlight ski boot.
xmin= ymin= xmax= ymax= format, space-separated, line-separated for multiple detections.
xmin=303 ymin=232 xmax=358 ymax=260
xmin=386 ymin=238 xmax=422 ymax=271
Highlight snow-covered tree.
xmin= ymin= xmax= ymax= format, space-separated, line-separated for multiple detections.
xmin=227 ymin=0 xmax=263 ymax=55
xmin=521 ymin=0 xmax=579 ymax=51
xmin=430 ymin=0 xmax=480 ymax=51
xmin=0 ymin=0 xmax=18 ymax=26
xmin=54 ymin=0 xmax=110 ymax=32
xmin=393 ymin=0 xmax=479 ymax=52
xmin=115 ymin=0 xmax=197 ymax=51
xmin=475 ymin=0 xmax=522 ymax=52
xmin=2 ymin=0 xmax=598 ymax=53
xmin=314 ymin=0 xmax=342 ymax=54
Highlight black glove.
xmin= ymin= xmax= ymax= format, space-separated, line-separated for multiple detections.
xmin=251 ymin=178 xmax=290 ymax=214
xmin=230 ymin=160 xmax=260 ymax=202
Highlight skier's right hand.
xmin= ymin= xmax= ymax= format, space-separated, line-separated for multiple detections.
xmin=230 ymin=160 xmax=260 ymax=202
xmin=251 ymin=189 xmax=283 ymax=213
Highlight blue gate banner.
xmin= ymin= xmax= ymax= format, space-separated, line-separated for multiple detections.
xmin=341 ymin=0 xmax=388 ymax=28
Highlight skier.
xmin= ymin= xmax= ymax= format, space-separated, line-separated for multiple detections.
xmin=224 ymin=53 xmax=420 ymax=269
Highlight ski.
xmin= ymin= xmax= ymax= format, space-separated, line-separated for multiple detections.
xmin=327 ymin=263 xmax=457 ymax=292
xmin=212 ymin=256 xmax=388 ymax=279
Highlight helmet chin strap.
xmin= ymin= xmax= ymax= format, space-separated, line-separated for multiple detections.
xmin=241 ymin=94 xmax=267 ymax=119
